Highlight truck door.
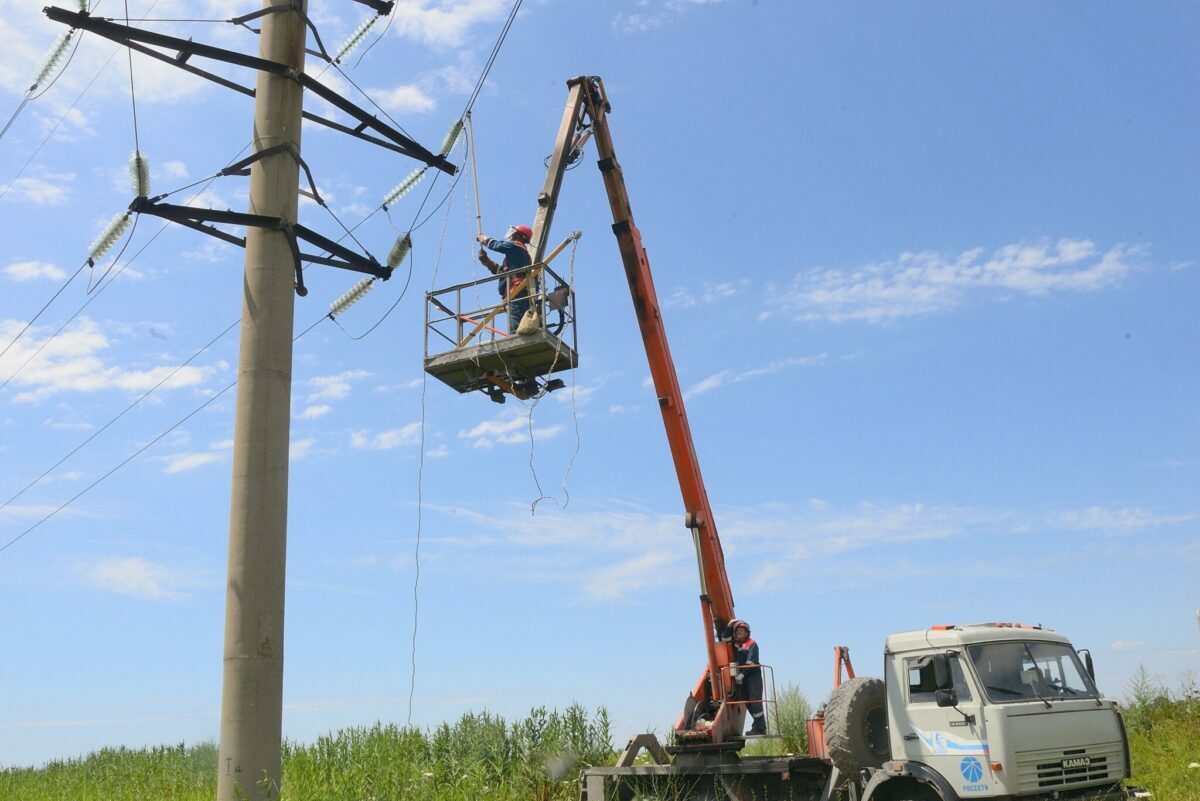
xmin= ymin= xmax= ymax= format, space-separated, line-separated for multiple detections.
xmin=899 ymin=654 xmax=993 ymax=793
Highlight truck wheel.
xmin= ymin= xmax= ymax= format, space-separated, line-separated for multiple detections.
xmin=825 ymin=676 xmax=889 ymax=777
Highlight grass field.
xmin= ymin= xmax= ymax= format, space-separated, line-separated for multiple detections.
xmin=2 ymin=679 xmax=1196 ymax=800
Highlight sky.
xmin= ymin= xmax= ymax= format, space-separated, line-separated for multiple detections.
xmin=0 ymin=0 xmax=1197 ymax=770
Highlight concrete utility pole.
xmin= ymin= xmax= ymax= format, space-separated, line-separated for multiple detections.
xmin=217 ymin=2 xmax=307 ymax=799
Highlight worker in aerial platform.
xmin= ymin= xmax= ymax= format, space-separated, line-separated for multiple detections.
xmin=477 ymin=225 xmax=534 ymax=333
xmin=730 ymin=619 xmax=767 ymax=736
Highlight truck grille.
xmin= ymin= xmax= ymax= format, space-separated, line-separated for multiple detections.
xmin=1015 ymin=743 xmax=1124 ymax=793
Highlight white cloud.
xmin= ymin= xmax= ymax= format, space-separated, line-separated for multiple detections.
xmin=351 ymin=423 xmax=422 ymax=450
xmin=613 ymin=0 xmax=730 ymax=34
xmin=772 ymin=239 xmax=1142 ymax=324
xmin=0 ymin=318 xmax=216 ymax=403
xmin=1048 ymin=506 xmax=1195 ymax=533
xmin=1110 ymin=640 xmax=1143 ymax=651
xmin=160 ymin=160 xmax=189 ymax=180
xmin=4 ymin=261 xmax=67 ymax=282
xmin=161 ymin=452 xmax=221 ymax=474
xmin=458 ymin=410 xmax=563 ymax=449
xmin=391 ymin=0 xmax=512 ymax=48
xmin=366 ymin=83 xmax=436 ymax=113
xmin=664 ymin=280 xmax=746 ymax=310
xmin=78 ymin=557 xmax=193 ymax=601
xmin=2 ymin=175 xmax=72 ymax=205
xmin=296 ymin=404 xmax=332 ymax=420
xmin=307 ymin=369 xmax=372 ymax=402
xmin=684 ymin=353 xmax=827 ymax=399
xmin=290 ymin=438 xmax=316 ymax=460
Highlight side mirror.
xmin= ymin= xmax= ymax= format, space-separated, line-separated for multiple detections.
xmin=936 ymin=688 xmax=959 ymax=708
xmin=931 ymin=654 xmax=954 ymax=691
xmin=1079 ymin=649 xmax=1095 ymax=681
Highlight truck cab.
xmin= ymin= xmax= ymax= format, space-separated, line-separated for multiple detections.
xmin=871 ymin=623 xmax=1133 ymax=800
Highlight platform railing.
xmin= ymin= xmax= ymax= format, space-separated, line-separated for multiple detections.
xmin=717 ymin=662 xmax=781 ymax=738
xmin=424 ymin=260 xmax=577 ymax=361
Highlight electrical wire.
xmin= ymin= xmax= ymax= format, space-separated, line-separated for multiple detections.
xmin=407 ymin=161 xmax=457 ymax=726
xmin=351 ymin=7 xmax=394 ymax=68
xmin=0 ymin=319 xmax=240 ymax=515
xmin=0 ymin=314 xmax=327 ymax=556
xmin=0 ymin=17 xmax=85 ymax=141
xmin=0 ymin=262 xmax=87 ymax=364
xmin=459 ymin=0 xmax=523 ymax=120
xmin=527 ymin=236 xmax=582 ymax=514
xmin=0 ymin=142 xmax=253 ymax=394
xmin=123 ymin=0 xmax=142 ymax=154
xmin=0 ymin=0 xmax=161 ymax=203
xmin=86 ymin=214 xmax=139 ymax=293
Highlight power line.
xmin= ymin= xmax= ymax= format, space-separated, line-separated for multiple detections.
xmin=0 ymin=314 xmax=327 ymax=556
xmin=0 ymin=262 xmax=88 ymax=364
xmin=0 ymin=319 xmax=240 ymax=515
xmin=0 ymin=142 xmax=253 ymax=393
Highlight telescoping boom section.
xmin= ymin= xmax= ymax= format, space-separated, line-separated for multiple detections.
xmin=575 ymin=77 xmax=745 ymax=747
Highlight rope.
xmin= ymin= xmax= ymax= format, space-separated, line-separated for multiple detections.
xmin=0 ymin=314 xmax=326 ymax=556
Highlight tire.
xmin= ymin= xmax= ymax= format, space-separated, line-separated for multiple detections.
xmin=824 ymin=676 xmax=890 ymax=778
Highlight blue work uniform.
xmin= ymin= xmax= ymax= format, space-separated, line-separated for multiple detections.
xmin=735 ymin=637 xmax=766 ymax=734
xmin=481 ymin=237 xmax=532 ymax=333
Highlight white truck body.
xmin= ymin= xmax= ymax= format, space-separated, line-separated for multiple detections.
xmin=878 ymin=624 xmax=1131 ymax=799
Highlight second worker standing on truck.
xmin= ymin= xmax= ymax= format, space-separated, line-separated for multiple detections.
xmin=731 ymin=619 xmax=767 ymax=736
xmin=477 ymin=225 xmax=534 ymax=334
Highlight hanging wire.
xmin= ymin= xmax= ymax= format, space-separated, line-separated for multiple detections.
xmin=527 ymin=235 xmax=582 ymax=514
xmin=407 ymin=153 xmax=459 ymax=725
xmin=0 ymin=313 xmax=327 ymax=556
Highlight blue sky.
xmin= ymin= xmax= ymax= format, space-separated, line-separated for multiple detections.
xmin=1 ymin=0 xmax=1197 ymax=769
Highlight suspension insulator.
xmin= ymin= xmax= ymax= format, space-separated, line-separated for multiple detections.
xmin=31 ymin=30 xmax=75 ymax=91
xmin=129 ymin=150 xmax=150 ymax=198
xmin=387 ymin=233 xmax=412 ymax=268
xmin=382 ymin=168 xmax=424 ymax=209
xmin=334 ymin=15 xmax=378 ymax=63
xmin=439 ymin=119 xmax=464 ymax=157
xmin=88 ymin=212 xmax=132 ymax=263
xmin=329 ymin=278 xmax=375 ymax=317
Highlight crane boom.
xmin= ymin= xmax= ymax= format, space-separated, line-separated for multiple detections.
xmin=567 ymin=76 xmax=744 ymax=745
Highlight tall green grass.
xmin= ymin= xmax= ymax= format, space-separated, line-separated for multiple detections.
xmin=1124 ymin=669 xmax=1200 ymax=801
xmin=0 ymin=704 xmax=612 ymax=801
xmin=4 ymin=678 xmax=1196 ymax=800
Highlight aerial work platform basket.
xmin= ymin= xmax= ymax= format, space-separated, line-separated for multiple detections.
xmin=424 ymin=247 xmax=577 ymax=402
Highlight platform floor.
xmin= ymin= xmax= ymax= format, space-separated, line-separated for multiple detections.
xmin=424 ymin=329 xmax=578 ymax=394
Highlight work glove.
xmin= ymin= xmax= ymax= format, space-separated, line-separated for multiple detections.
xmin=734 ymin=673 xmax=744 ymax=684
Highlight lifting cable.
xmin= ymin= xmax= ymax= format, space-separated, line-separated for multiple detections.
xmin=527 ymin=235 xmax=582 ymax=515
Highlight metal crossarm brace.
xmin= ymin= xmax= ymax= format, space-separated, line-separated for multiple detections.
xmin=352 ymin=0 xmax=394 ymax=14
xmin=42 ymin=5 xmax=455 ymax=174
xmin=229 ymin=2 xmax=332 ymax=63
xmin=129 ymin=198 xmax=391 ymax=283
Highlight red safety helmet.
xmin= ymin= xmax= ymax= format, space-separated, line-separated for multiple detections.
xmin=730 ymin=619 xmax=750 ymax=635
xmin=508 ymin=224 xmax=533 ymax=243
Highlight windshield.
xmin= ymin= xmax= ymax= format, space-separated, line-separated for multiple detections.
xmin=967 ymin=641 xmax=1099 ymax=704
